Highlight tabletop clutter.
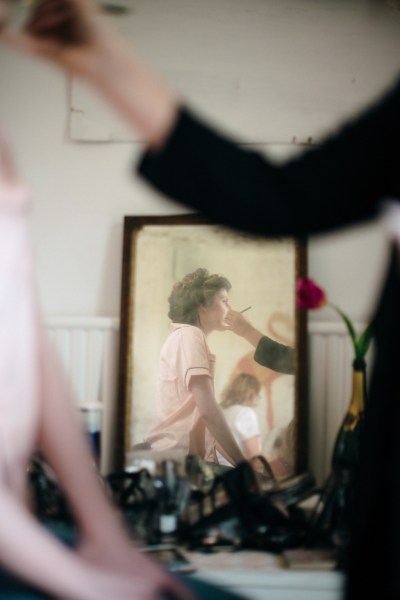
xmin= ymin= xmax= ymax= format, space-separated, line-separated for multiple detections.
xmin=28 ymin=450 xmax=344 ymax=572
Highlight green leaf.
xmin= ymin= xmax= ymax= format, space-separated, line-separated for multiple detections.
xmin=355 ymin=323 xmax=374 ymax=359
xmin=331 ymin=304 xmax=357 ymax=350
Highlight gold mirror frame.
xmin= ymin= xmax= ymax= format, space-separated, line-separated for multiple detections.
xmin=116 ymin=215 xmax=308 ymax=473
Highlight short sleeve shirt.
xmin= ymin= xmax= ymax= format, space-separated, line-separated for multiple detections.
xmin=145 ymin=323 xmax=215 ymax=456
xmin=224 ymin=405 xmax=260 ymax=443
xmin=216 ymin=405 xmax=260 ymax=466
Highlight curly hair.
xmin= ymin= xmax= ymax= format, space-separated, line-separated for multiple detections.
xmin=220 ymin=373 xmax=261 ymax=408
xmin=168 ymin=268 xmax=231 ymax=325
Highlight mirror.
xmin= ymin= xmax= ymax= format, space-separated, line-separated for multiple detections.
xmin=116 ymin=215 xmax=307 ymax=474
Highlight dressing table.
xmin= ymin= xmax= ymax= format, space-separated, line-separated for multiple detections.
xmin=123 ymin=453 xmax=344 ymax=600
xmin=185 ymin=550 xmax=344 ymax=600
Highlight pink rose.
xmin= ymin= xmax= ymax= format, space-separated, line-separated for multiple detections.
xmin=296 ymin=278 xmax=372 ymax=359
xmin=296 ymin=278 xmax=327 ymax=310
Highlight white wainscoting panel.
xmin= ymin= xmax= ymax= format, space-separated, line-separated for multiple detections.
xmin=43 ymin=317 xmax=372 ymax=482
xmin=44 ymin=317 xmax=119 ymax=474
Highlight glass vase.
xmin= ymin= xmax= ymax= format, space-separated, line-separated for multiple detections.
xmin=308 ymin=358 xmax=367 ymax=562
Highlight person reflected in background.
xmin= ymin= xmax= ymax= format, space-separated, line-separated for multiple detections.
xmin=216 ymin=373 xmax=262 ymax=466
xmin=145 ymin=268 xmax=246 ymax=467
xmin=216 ymin=373 xmax=294 ymax=478
xmin=225 ymin=310 xmax=295 ymax=439
xmin=2 ymin=1 xmax=400 ymax=598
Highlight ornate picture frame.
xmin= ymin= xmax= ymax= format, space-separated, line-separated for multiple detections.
xmin=116 ymin=215 xmax=308 ymax=473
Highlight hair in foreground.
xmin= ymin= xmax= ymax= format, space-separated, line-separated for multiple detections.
xmin=220 ymin=373 xmax=261 ymax=408
xmin=168 ymin=267 xmax=231 ymax=325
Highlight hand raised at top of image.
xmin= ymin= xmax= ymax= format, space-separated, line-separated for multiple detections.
xmin=0 ymin=0 xmax=179 ymax=148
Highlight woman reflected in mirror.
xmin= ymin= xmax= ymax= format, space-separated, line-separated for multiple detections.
xmin=144 ymin=267 xmax=246 ymax=467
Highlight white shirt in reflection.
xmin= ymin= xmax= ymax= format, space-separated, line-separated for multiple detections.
xmin=216 ymin=404 xmax=260 ymax=466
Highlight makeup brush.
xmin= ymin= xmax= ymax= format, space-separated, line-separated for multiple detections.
xmin=240 ymin=306 xmax=252 ymax=314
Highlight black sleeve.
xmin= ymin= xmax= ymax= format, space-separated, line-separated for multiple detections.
xmin=254 ymin=336 xmax=294 ymax=374
xmin=138 ymin=76 xmax=400 ymax=238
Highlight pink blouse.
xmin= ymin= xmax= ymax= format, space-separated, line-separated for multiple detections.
xmin=145 ymin=323 xmax=216 ymax=458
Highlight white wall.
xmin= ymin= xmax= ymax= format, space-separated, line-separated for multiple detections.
xmin=1 ymin=0 xmax=397 ymax=320
xmin=0 ymin=44 xmax=183 ymax=317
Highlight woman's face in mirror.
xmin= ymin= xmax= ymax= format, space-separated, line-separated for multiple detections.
xmin=198 ymin=288 xmax=230 ymax=334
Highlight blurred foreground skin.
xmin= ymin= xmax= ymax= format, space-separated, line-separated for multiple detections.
xmin=0 ymin=129 xmax=191 ymax=599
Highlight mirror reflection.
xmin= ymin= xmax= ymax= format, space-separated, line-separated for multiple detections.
xmin=117 ymin=216 xmax=307 ymax=475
